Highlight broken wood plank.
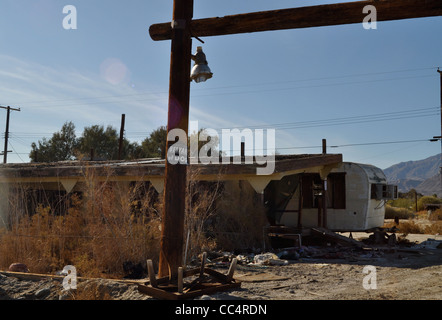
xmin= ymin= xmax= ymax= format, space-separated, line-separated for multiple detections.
xmin=311 ymin=227 xmax=365 ymax=248
xmin=234 ymin=272 xmax=290 ymax=283
xmin=0 ymin=270 xmax=145 ymax=285
xmin=137 ymin=266 xmax=241 ymax=300
xmin=138 ymin=281 xmax=241 ymax=300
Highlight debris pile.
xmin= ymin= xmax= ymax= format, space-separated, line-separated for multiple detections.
xmin=194 ymin=232 xmax=442 ymax=270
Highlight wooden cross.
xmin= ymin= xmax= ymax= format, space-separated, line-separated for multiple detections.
xmin=152 ymin=0 xmax=442 ymax=278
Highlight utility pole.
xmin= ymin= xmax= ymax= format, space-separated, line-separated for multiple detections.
xmin=437 ymin=68 xmax=442 ymax=196
xmin=438 ymin=68 xmax=441 ymax=142
xmin=0 ymin=106 xmax=20 ymax=164
xmin=118 ymin=114 xmax=126 ymax=160
xmin=158 ymin=0 xmax=193 ymax=278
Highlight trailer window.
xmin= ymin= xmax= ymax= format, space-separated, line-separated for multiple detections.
xmin=301 ymin=173 xmax=346 ymax=209
xmin=371 ymin=184 xmax=398 ymax=200
xmin=330 ymin=173 xmax=346 ymax=209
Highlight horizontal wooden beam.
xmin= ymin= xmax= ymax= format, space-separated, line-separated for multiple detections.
xmin=0 ymin=154 xmax=342 ymax=183
xmin=149 ymin=0 xmax=442 ymax=41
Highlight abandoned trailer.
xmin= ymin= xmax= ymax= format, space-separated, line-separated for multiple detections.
xmin=0 ymin=154 xmax=396 ymax=237
xmin=266 ymin=162 xmax=398 ymax=232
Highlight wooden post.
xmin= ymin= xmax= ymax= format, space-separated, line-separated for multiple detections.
xmin=317 ymin=196 xmax=322 ymax=227
xmin=147 ymin=259 xmax=157 ymax=288
xmin=415 ymin=190 xmax=418 ymax=212
xmin=323 ymin=179 xmax=328 ymax=228
xmin=1 ymin=106 xmax=20 ymax=164
xmin=297 ymin=176 xmax=303 ymax=229
xmin=226 ymin=258 xmax=237 ymax=283
xmin=199 ymin=252 xmax=207 ymax=278
xmin=118 ymin=114 xmax=126 ymax=160
xmin=158 ymin=0 xmax=194 ymax=278
xmin=3 ymin=106 xmax=10 ymax=164
xmin=178 ymin=267 xmax=184 ymax=293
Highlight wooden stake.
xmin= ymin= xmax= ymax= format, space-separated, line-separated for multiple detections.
xmin=226 ymin=258 xmax=237 ymax=283
xmin=178 ymin=267 xmax=183 ymax=293
xmin=147 ymin=260 xmax=157 ymax=288
xmin=200 ymin=252 xmax=207 ymax=278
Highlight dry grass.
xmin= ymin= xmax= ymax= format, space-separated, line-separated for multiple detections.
xmin=184 ymin=168 xmax=221 ymax=261
xmin=0 ymin=165 xmax=268 ymax=280
xmin=0 ymin=166 xmax=162 ymax=278
xmin=385 ymin=205 xmax=414 ymax=220
xmin=213 ymin=180 xmax=267 ymax=252
xmin=184 ymin=169 xmax=267 ymax=258
xmin=69 ymin=281 xmax=113 ymax=300
xmin=384 ymin=209 xmax=442 ymax=235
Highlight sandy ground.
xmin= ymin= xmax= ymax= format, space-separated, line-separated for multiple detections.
xmin=211 ymin=232 xmax=442 ymax=300
xmin=0 ymin=232 xmax=441 ymax=301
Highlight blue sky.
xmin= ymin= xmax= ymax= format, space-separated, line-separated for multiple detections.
xmin=0 ymin=0 xmax=440 ymax=169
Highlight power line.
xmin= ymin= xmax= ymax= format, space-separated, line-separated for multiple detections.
xmin=274 ymin=138 xmax=439 ymax=153
xmin=20 ymin=74 xmax=435 ymax=109
xmin=329 ymin=139 xmax=437 ymax=148
xmin=8 ymin=67 xmax=439 ymax=109
xmin=123 ymin=105 xmax=438 ymax=137
xmin=6 ymin=106 xmax=439 ymax=145
xmin=215 ymin=106 xmax=438 ymax=130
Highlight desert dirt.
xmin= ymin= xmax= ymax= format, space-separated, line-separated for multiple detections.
xmin=0 ymin=231 xmax=441 ymax=301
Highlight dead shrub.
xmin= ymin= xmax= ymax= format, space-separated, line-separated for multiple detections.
xmin=0 ymin=166 xmax=162 ymax=278
xmin=385 ymin=205 xmax=414 ymax=220
xmin=1 ymin=164 xmax=270 ymax=278
xmin=69 ymin=281 xmax=113 ymax=300
xmin=396 ymin=220 xmax=425 ymax=234
xmin=212 ymin=180 xmax=267 ymax=252
xmin=423 ymin=221 xmax=442 ymax=234
xmin=184 ymin=168 xmax=221 ymax=261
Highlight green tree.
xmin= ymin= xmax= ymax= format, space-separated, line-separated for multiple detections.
xmin=139 ymin=126 xmax=219 ymax=160
xmin=119 ymin=139 xmax=143 ymax=160
xmin=140 ymin=126 xmax=167 ymax=158
xmin=77 ymin=125 xmax=121 ymax=160
xmin=29 ymin=121 xmax=77 ymax=162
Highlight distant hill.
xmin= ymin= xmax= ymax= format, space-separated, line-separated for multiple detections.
xmin=384 ymin=154 xmax=441 ymax=197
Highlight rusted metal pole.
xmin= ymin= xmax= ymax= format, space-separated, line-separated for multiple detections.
xmin=158 ymin=0 xmax=193 ymax=278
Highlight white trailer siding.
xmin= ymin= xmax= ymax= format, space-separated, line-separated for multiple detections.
xmin=280 ymin=162 xmax=388 ymax=232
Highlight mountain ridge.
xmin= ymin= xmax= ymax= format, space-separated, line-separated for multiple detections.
xmin=384 ymin=154 xmax=441 ymax=197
